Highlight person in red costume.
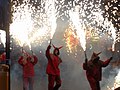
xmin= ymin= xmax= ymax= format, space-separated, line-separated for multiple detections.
xmin=0 ymin=52 xmax=6 ymax=62
xmin=83 ymin=52 xmax=113 ymax=90
xmin=18 ymin=49 xmax=38 ymax=90
xmin=46 ymin=40 xmax=63 ymax=90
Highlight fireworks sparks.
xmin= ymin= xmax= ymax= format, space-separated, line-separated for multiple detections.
xmin=10 ymin=0 xmax=119 ymax=53
xmin=111 ymin=25 xmax=116 ymax=52
xmin=0 ymin=30 xmax=6 ymax=47
xmin=69 ymin=5 xmax=86 ymax=51
xmin=9 ymin=0 xmax=120 ymax=90
xmin=10 ymin=0 xmax=33 ymax=48
xmin=64 ymin=25 xmax=79 ymax=53
xmin=10 ymin=0 xmax=65 ymax=48
xmin=44 ymin=0 xmax=57 ymax=39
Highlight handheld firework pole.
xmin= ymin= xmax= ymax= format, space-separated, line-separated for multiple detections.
xmin=84 ymin=51 xmax=87 ymax=59
xmin=31 ymin=49 xmax=33 ymax=55
xmin=84 ymin=50 xmax=88 ymax=64
xmin=112 ymin=43 xmax=115 ymax=57
xmin=49 ymin=39 xmax=52 ymax=45
xmin=21 ymin=47 xmax=26 ymax=56
xmin=21 ymin=47 xmax=24 ymax=53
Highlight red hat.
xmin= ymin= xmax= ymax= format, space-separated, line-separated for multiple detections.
xmin=91 ymin=52 xmax=101 ymax=61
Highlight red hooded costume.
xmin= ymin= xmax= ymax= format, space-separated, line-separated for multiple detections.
xmin=18 ymin=54 xmax=38 ymax=77
xmin=46 ymin=45 xmax=62 ymax=75
xmin=46 ymin=44 xmax=62 ymax=90
xmin=18 ymin=52 xmax=38 ymax=90
xmin=83 ymin=52 xmax=112 ymax=90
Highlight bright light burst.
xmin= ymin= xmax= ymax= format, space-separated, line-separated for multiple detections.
xmin=69 ymin=5 xmax=86 ymax=51
xmin=111 ymin=25 xmax=116 ymax=52
xmin=10 ymin=0 xmax=33 ymax=49
xmin=64 ymin=0 xmax=118 ymax=52
xmin=10 ymin=0 xmax=65 ymax=48
xmin=10 ymin=0 xmax=119 ymax=52
xmin=64 ymin=25 xmax=79 ymax=53
xmin=44 ymin=0 xmax=57 ymax=39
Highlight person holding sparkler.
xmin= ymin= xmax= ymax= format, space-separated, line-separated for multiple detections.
xmin=83 ymin=52 xmax=113 ymax=90
xmin=18 ymin=49 xmax=38 ymax=90
xmin=46 ymin=39 xmax=63 ymax=90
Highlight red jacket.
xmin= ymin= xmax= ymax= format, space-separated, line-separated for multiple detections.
xmin=18 ymin=55 xmax=38 ymax=77
xmin=46 ymin=45 xmax=62 ymax=75
xmin=83 ymin=59 xmax=111 ymax=81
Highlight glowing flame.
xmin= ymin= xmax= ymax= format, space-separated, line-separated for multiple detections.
xmin=64 ymin=26 xmax=79 ymax=53
xmin=111 ymin=24 xmax=116 ymax=52
xmin=69 ymin=5 xmax=86 ymax=51
xmin=10 ymin=0 xmax=33 ymax=48
xmin=10 ymin=0 xmax=118 ymax=51
xmin=104 ymin=18 xmax=117 ymax=52
xmin=10 ymin=0 xmax=61 ymax=48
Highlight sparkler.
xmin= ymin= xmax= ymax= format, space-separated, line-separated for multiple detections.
xmin=10 ymin=0 xmax=119 ymax=53
xmin=49 ymin=39 xmax=52 ymax=45
xmin=11 ymin=0 xmax=61 ymax=48
xmin=69 ymin=5 xmax=86 ymax=51
xmin=10 ymin=0 xmax=33 ymax=49
xmin=111 ymin=27 xmax=116 ymax=52
xmin=44 ymin=0 xmax=57 ymax=45
xmin=110 ymin=21 xmax=116 ymax=57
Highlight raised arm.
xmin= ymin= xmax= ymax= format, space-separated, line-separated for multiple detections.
xmin=83 ymin=58 xmax=88 ymax=70
xmin=46 ymin=45 xmax=51 ymax=60
xmin=101 ymin=57 xmax=113 ymax=67
xmin=18 ymin=56 xmax=25 ymax=66
xmin=58 ymin=57 xmax=62 ymax=64
xmin=30 ymin=55 xmax=38 ymax=65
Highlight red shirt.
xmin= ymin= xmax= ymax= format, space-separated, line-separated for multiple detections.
xmin=83 ymin=59 xmax=111 ymax=81
xmin=46 ymin=45 xmax=62 ymax=75
xmin=18 ymin=55 xmax=38 ymax=77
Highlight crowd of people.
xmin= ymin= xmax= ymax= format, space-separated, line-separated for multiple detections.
xmin=0 ymin=39 xmax=114 ymax=90
xmin=16 ymin=40 xmax=113 ymax=90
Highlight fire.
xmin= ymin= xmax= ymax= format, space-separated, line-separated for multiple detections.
xmin=111 ymin=25 xmax=116 ymax=52
xmin=10 ymin=0 xmax=59 ymax=48
xmin=44 ymin=0 xmax=57 ymax=39
xmin=10 ymin=0 xmax=118 ymax=51
xmin=10 ymin=0 xmax=33 ymax=48
xmin=69 ymin=5 xmax=86 ymax=51
xmin=64 ymin=26 xmax=79 ymax=53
